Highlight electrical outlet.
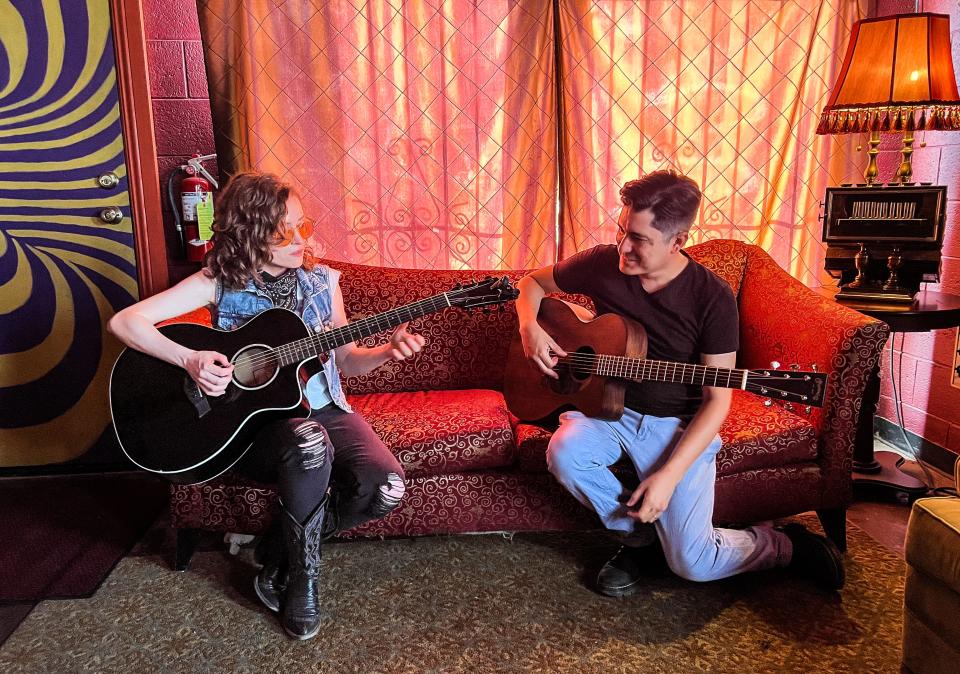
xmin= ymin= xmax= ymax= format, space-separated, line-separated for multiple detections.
xmin=953 ymin=329 xmax=960 ymax=389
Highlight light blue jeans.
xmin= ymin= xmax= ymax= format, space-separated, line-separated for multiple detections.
xmin=546 ymin=408 xmax=792 ymax=582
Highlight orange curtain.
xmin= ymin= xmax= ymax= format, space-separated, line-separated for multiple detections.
xmin=198 ymin=0 xmax=558 ymax=270
xmin=557 ymin=0 xmax=862 ymax=285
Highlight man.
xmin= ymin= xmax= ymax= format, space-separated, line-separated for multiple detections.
xmin=515 ymin=170 xmax=843 ymax=597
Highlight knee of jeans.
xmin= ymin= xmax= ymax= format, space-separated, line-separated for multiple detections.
xmin=368 ymin=471 xmax=405 ymax=518
xmin=286 ymin=418 xmax=329 ymax=471
xmin=545 ymin=437 xmax=589 ymax=480
xmin=665 ymin=544 xmax=714 ymax=583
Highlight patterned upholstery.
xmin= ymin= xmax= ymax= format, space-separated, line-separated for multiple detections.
xmin=167 ymin=240 xmax=889 ymax=545
xmin=347 ymin=390 xmax=516 ymax=478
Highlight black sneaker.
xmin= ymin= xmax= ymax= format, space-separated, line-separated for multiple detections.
xmin=781 ymin=523 xmax=845 ymax=590
xmin=595 ymin=544 xmax=663 ymax=597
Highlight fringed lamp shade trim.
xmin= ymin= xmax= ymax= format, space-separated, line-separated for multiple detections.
xmin=816 ymin=105 xmax=960 ymax=135
xmin=816 ymin=13 xmax=960 ymax=135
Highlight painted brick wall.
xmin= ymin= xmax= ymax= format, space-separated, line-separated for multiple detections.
xmin=873 ymin=0 xmax=960 ymax=457
xmin=142 ymin=0 xmax=216 ymax=282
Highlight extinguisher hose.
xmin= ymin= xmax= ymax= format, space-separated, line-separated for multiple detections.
xmin=166 ymin=168 xmax=185 ymax=256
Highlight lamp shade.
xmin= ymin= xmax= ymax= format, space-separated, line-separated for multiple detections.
xmin=817 ymin=13 xmax=960 ymax=134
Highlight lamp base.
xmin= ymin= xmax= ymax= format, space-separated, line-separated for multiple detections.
xmin=836 ymin=285 xmax=916 ymax=304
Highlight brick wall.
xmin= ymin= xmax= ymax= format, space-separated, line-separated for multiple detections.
xmin=142 ymin=0 xmax=216 ymax=282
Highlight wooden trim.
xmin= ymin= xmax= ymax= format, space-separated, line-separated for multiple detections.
xmin=109 ymin=0 xmax=168 ymax=298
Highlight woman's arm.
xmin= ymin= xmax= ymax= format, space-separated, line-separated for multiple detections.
xmin=328 ymin=282 xmax=424 ymax=378
xmin=107 ymin=271 xmax=233 ymax=396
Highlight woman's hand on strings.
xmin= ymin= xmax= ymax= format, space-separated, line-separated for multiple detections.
xmin=184 ymin=350 xmax=234 ymax=396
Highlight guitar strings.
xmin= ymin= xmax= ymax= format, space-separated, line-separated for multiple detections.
xmin=552 ymin=352 xmax=815 ymax=379
xmin=232 ymin=293 xmax=455 ymax=370
xmin=545 ymin=360 xmax=811 ymax=400
xmin=549 ymin=353 xmax=817 ymax=399
xmin=228 ymin=286 xmax=503 ymax=372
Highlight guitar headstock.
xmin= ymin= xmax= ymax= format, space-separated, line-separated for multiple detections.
xmin=447 ymin=276 xmax=519 ymax=310
xmin=745 ymin=364 xmax=829 ymax=408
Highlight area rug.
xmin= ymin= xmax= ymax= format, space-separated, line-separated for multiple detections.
xmin=0 ymin=474 xmax=168 ymax=603
xmin=0 ymin=517 xmax=904 ymax=673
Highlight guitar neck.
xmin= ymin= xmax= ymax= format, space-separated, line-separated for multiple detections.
xmin=591 ymin=355 xmax=747 ymax=389
xmin=274 ymin=292 xmax=453 ymax=366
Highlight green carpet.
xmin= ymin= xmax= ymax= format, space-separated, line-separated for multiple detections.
xmin=0 ymin=520 xmax=904 ymax=673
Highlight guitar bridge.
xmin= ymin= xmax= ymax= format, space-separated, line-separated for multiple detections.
xmin=183 ymin=377 xmax=212 ymax=418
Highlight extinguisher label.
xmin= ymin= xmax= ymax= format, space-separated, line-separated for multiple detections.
xmin=196 ymin=193 xmax=215 ymax=241
xmin=181 ymin=191 xmax=210 ymax=222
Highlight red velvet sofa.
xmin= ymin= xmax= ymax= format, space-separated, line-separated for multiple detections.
xmin=168 ymin=240 xmax=889 ymax=569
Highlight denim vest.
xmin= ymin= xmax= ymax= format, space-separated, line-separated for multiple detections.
xmin=213 ymin=265 xmax=352 ymax=412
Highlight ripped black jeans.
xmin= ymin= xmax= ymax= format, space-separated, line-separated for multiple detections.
xmin=235 ymin=405 xmax=405 ymax=528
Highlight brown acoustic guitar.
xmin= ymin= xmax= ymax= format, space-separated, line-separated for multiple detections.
xmin=503 ymin=297 xmax=829 ymax=422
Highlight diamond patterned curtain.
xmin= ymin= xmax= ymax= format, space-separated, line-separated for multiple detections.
xmin=197 ymin=0 xmax=558 ymax=270
xmin=557 ymin=0 xmax=862 ymax=285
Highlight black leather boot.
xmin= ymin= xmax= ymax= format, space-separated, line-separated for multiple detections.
xmin=781 ymin=523 xmax=845 ymax=590
xmin=280 ymin=497 xmax=327 ymax=640
xmin=253 ymin=519 xmax=286 ymax=613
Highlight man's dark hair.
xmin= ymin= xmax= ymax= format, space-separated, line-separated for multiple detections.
xmin=619 ymin=170 xmax=702 ymax=239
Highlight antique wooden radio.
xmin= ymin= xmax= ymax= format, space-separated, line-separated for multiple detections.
xmin=822 ymin=184 xmax=947 ymax=303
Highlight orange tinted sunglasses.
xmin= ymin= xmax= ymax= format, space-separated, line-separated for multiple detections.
xmin=272 ymin=218 xmax=314 ymax=247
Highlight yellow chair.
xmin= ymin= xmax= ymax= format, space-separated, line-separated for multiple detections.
xmin=902 ymin=459 xmax=960 ymax=673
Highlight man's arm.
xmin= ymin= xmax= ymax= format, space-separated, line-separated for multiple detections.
xmin=516 ymin=266 xmax=567 ymax=378
xmin=329 ymin=282 xmax=424 ymax=378
xmin=626 ymin=350 xmax=735 ymax=523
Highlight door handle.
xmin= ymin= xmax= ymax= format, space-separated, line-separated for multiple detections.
xmin=97 ymin=172 xmax=120 ymax=189
xmin=99 ymin=206 xmax=123 ymax=224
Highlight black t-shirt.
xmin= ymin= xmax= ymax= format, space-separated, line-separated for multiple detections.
xmin=552 ymin=244 xmax=739 ymax=418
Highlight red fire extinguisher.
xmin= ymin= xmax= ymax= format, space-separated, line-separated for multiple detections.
xmin=168 ymin=153 xmax=218 ymax=262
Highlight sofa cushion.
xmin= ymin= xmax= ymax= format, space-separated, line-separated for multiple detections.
xmin=347 ymin=389 xmax=516 ymax=478
xmin=716 ymin=391 xmax=818 ymax=474
xmin=906 ymin=496 xmax=960 ymax=595
xmin=512 ymin=390 xmax=817 ymax=477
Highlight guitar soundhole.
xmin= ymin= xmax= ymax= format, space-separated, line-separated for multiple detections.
xmin=547 ymin=346 xmax=594 ymax=394
xmin=232 ymin=344 xmax=279 ymax=389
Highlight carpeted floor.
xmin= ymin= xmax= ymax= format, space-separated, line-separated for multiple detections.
xmin=0 ymin=474 xmax=168 ymax=603
xmin=0 ymin=516 xmax=904 ymax=674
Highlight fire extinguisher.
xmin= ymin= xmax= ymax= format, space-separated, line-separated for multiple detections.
xmin=167 ymin=153 xmax=218 ymax=262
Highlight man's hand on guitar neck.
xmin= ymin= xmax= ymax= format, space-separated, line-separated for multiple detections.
xmin=183 ymin=350 xmax=234 ymax=397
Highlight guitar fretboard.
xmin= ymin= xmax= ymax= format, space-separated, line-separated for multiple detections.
xmin=584 ymin=354 xmax=748 ymax=389
xmin=272 ymin=293 xmax=452 ymax=366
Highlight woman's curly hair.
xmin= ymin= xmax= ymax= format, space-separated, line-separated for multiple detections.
xmin=203 ymin=171 xmax=300 ymax=288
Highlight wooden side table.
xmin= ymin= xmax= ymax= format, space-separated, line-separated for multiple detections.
xmin=828 ymin=290 xmax=960 ymax=498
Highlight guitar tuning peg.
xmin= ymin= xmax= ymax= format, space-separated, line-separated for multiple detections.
xmin=785 ymin=403 xmax=794 ymax=412
xmin=810 ymin=363 xmax=818 ymax=372
xmin=790 ymin=364 xmax=800 ymax=371
xmin=804 ymin=406 xmax=812 ymax=414
xmin=763 ymin=398 xmax=773 ymax=407
xmin=770 ymin=361 xmax=780 ymax=370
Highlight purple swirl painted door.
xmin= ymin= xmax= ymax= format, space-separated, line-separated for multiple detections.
xmin=0 ymin=1 xmax=139 ymax=466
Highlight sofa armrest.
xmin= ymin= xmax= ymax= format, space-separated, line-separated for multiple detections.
xmin=157 ymin=306 xmax=213 ymax=328
xmin=738 ymin=247 xmax=889 ymax=502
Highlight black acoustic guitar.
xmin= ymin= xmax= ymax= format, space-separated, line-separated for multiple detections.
xmin=110 ymin=277 xmax=518 ymax=485
xmin=504 ymin=298 xmax=828 ymax=422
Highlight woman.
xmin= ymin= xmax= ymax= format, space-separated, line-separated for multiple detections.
xmin=108 ymin=171 xmax=423 ymax=640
